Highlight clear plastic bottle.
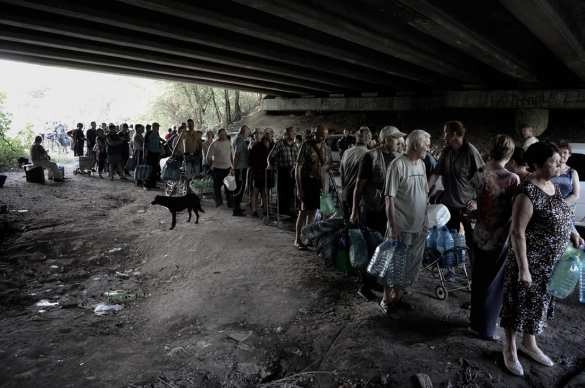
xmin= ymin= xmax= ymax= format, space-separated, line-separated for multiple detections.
xmin=426 ymin=227 xmax=437 ymax=250
xmin=548 ymin=248 xmax=581 ymax=299
xmin=368 ymin=240 xmax=398 ymax=279
xmin=579 ymin=260 xmax=585 ymax=303
xmin=452 ymin=230 xmax=466 ymax=265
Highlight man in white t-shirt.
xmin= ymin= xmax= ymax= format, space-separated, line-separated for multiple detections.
xmin=381 ymin=129 xmax=431 ymax=314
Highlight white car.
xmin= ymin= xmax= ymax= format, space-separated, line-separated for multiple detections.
xmin=568 ymin=143 xmax=585 ymax=229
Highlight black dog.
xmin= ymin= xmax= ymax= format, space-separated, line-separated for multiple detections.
xmin=151 ymin=192 xmax=205 ymax=230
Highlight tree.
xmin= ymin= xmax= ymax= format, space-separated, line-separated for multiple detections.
xmin=0 ymin=91 xmax=27 ymax=168
xmin=233 ymin=90 xmax=242 ymax=122
xmin=223 ymin=89 xmax=231 ymax=128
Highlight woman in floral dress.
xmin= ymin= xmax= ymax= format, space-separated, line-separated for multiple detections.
xmin=501 ymin=142 xmax=581 ymax=376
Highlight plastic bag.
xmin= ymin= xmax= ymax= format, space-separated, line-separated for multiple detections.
xmin=320 ymin=194 xmax=336 ymax=216
xmin=223 ymin=175 xmax=237 ymax=191
xmin=349 ymin=228 xmax=369 ymax=268
xmin=161 ymin=158 xmax=181 ymax=181
xmin=426 ymin=204 xmax=451 ymax=228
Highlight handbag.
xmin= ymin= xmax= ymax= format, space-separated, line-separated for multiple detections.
xmin=161 ymin=158 xmax=181 ymax=181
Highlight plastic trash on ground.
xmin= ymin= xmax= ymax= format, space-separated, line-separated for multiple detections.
xmin=104 ymin=290 xmax=136 ymax=304
xmin=35 ymin=299 xmax=59 ymax=307
xmin=348 ymin=228 xmax=369 ymax=268
xmin=94 ymin=303 xmax=124 ymax=316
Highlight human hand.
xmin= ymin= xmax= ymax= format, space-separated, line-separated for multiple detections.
xmin=466 ymin=200 xmax=477 ymax=211
xmin=229 ymin=168 xmax=235 ymax=176
xmin=349 ymin=211 xmax=359 ymax=225
xmin=571 ymin=232 xmax=584 ymax=248
xmin=519 ymin=269 xmax=532 ymax=287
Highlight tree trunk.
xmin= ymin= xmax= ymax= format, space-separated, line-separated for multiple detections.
xmin=223 ymin=89 xmax=231 ymax=127
xmin=211 ymin=89 xmax=222 ymax=124
xmin=233 ymin=90 xmax=242 ymax=122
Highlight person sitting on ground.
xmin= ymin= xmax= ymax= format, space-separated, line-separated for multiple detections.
xmin=30 ymin=135 xmax=61 ymax=180
xmin=501 ymin=141 xmax=583 ymax=376
xmin=207 ymin=128 xmax=233 ymax=207
xmin=106 ymin=124 xmax=127 ymax=181
xmin=340 ymin=126 xmax=371 ymax=221
xmin=94 ymin=128 xmax=107 ymax=178
xmin=267 ymin=126 xmax=298 ymax=217
xmin=294 ymin=124 xmax=329 ymax=250
xmin=337 ymin=128 xmax=356 ymax=157
xmin=470 ymin=135 xmax=520 ymax=341
xmin=249 ymin=132 xmax=271 ymax=218
xmin=350 ymin=125 xmax=406 ymax=301
xmin=67 ymin=122 xmax=86 ymax=157
xmin=380 ymin=129 xmax=431 ymax=314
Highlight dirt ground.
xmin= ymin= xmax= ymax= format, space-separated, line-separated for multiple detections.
xmin=1 ymin=168 xmax=584 ymax=388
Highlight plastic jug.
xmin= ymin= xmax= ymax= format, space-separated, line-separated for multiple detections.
xmin=452 ymin=229 xmax=466 ymax=265
xmin=548 ymin=247 xmax=582 ymax=299
xmin=436 ymin=226 xmax=454 ymax=254
xmin=426 ymin=227 xmax=438 ymax=251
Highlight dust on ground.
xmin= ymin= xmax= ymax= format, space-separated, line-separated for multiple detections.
xmin=0 ymin=169 xmax=584 ymax=388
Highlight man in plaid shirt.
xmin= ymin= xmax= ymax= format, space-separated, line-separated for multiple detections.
xmin=268 ymin=126 xmax=298 ymax=216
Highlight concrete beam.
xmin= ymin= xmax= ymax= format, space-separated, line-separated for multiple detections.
xmin=0 ymin=9 xmax=368 ymax=91
xmin=0 ymin=0 xmax=417 ymax=90
xmin=500 ymin=0 xmax=585 ymax=82
xmin=396 ymin=0 xmax=539 ymax=82
xmin=0 ymin=27 xmax=336 ymax=94
xmin=233 ymin=0 xmax=482 ymax=84
xmin=114 ymin=0 xmax=445 ymax=86
xmin=0 ymin=52 xmax=289 ymax=96
xmin=0 ymin=42 xmax=319 ymax=95
xmin=262 ymin=90 xmax=585 ymax=111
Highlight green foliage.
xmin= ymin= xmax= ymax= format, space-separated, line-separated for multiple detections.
xmin=0 ymin=92 xmax=27 ymax=170
xmin=149 ymin=82 xmax=262 ymax=129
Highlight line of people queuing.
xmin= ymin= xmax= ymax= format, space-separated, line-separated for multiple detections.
xmin=300 ymin=121 xmax=582 ymax=377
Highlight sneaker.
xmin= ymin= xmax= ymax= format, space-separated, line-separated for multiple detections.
xmin=357 ymin=286 xmax=377 ymax=301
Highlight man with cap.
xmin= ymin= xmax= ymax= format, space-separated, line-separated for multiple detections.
xmin=350 ymin=125 xmax=406 ymax=300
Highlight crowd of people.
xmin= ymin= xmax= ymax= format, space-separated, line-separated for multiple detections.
xmin=30 ymin=118 xmax=581 ymax=377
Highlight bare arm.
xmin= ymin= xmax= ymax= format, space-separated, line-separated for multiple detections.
xmin=350 ymin=179 xmax=367 ymax=224
xmin=385 ymin=196 xmax=399 ymax=240
xmin=565 ymin=169 xmax=580 ymax=205
xmin=510 ymin=193 xmax=533 ymax=286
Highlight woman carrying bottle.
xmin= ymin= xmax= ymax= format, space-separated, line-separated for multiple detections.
xmin=501 ymin=142 xmax=581 ymax=376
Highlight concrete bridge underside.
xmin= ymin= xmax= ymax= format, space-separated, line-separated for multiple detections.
xmin=1 ymin=0 xmax=585 ymax=104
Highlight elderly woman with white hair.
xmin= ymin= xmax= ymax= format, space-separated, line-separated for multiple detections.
xmin=380 ymin=129 xmax=431 ymax=313
xmin=350 ymin=125 xmax=406 ymax=300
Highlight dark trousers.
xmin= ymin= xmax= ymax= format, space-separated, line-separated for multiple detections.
xmin=470 ymin=243 xmax=507 ymax=338
xmin=213 ymin=168 xmax=231 ymax=206
xmin=277 ymin=167 xmax=294 ymax=215
xmin=446 ymin=206 xmax=475 ymax=265
xmin=145 ymin=152 xmax=160 ymax=188
xmin=233 ymin=168 xmax=248 ymax=212
xmin=97 ymin=153 xmax=107 ymax=174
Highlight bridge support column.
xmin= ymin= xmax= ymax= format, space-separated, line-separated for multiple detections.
xmin=514 ymin=108 xmax=549 ymax=136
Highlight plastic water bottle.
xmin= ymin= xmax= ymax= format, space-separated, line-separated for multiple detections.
xmin=368 ymin=240 xmax=400 ymax=279
xmin=579 ymin=260 xmax=585 ymax=303
xmin=389 ymin=242 xmax=408 ymax=286
xmin=436 ymin=227 xmax=455 ymax=267
xmin=452 ymin=230 xmax=466 ymax=265
xmin=426 ymin=227 xmax=437 ymax=250
xmin=548 ymin=247 xmax=581 ymax=299
xmin=314 ymin=209 xmax=322 ymax=223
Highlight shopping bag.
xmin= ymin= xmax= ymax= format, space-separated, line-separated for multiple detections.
xmin=320 ymin=194 xmax=336 ymax=216
xmin=134 ymin=164 xmax=152 ymax=181
xmin=223 ymin=175 xmax=237 ymax=191
xmin=161 ymin=158 xmax=181 ymax=181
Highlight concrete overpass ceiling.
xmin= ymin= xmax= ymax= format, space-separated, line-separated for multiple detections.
xmin=0 ymin=0 xmax=583 ymax=95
